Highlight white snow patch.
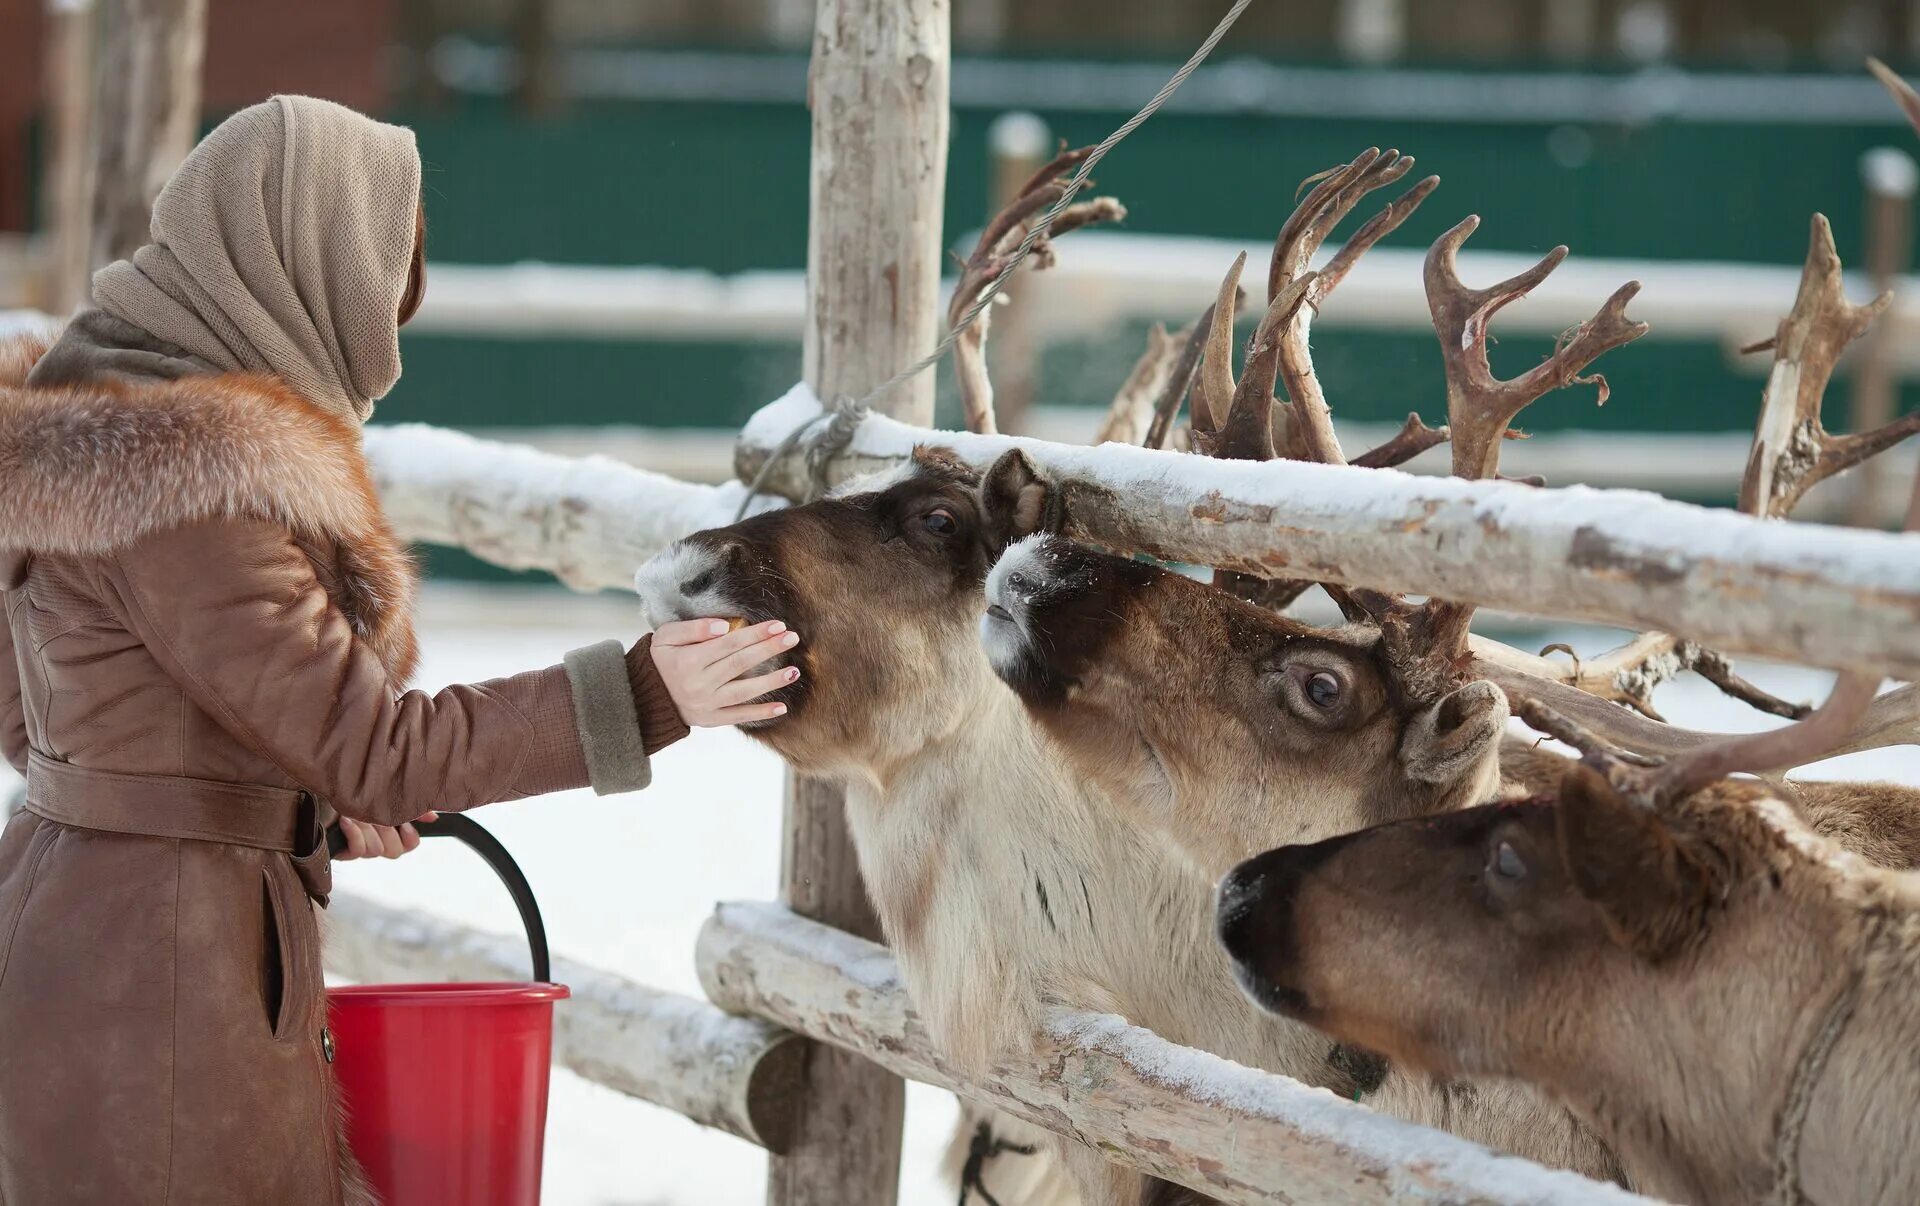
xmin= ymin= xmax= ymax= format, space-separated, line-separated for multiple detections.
xmin=715 ymin=901 xmax=905 ymax=992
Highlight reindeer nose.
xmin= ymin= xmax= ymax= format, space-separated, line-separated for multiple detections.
xmin=1216 ymin=839 xmax=1346 ymax=968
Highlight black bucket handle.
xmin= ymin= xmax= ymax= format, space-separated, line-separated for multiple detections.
xmin=327 ymin=813 xmax=551 ymax=984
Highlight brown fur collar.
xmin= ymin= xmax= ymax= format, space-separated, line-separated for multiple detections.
xmin=0 ymin=331 xmax=418 ymax=680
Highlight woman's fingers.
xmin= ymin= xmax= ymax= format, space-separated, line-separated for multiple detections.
xmin=709 ymin=699 xmax=790 ymax=725
xmin=335 ymin=817 xmax=425 ymax=860
xmin=653 ymin=617 xmax=734 ymax=647
xmin=706 ymin=629 xmax=801 ymax=685
xmin=717 ymin=665 xmax=801 ymax=706
xmin=376 ymin=824 xmax=405 ymax=859
xmin=692 ymin=620 xmax=790 ymax=668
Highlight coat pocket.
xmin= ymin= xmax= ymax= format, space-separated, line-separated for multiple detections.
xmin=261 ymin=861 xmax=319 ymax=1042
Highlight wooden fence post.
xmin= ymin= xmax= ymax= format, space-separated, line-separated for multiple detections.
xmin=770 ymin=1 xmax=949 ymax=1205
xmin=1848 ymin=145 xmax=1916 ymax=526
xmin=78 ymin=0 xmax=206 ymax=289
xmin=37 ymin=0 xmax=95 ymax=315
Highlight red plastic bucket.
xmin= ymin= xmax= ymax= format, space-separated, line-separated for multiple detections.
xmin=324 ymin=813 xmax=566 ymax=1206
xmin=329 ymin=981 xmax=569 ymax=1206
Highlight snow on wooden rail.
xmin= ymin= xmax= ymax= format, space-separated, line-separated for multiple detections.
xmin=696 ymin=901 xmax=1655 ymax=1206
xmin=736 ymin=388 xmax=1920 ymax=680
xmin=323 ymin=892 xmax=804 ymax=1152
xmin=362 ymin=423 xmax=781 ymax=590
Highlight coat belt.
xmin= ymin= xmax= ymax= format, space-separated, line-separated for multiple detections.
xmin=23 ymin=751 xmax=333 ymax=901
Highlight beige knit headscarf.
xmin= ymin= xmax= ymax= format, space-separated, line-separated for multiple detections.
xmin=90 ymin=95 xmax=422 ymax=423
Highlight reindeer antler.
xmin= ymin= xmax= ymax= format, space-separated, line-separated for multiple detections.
xmin=1186 ymin=150 xmax=1440 ymax=612
xmin=1737 ymin=214 xmax=1919 ymax=517
xmin=1426 ymin=217 xmax=1649 ymax=484
xmin=951 ymin=146 xmax=1126 ymax=435
xmin=1269 ymin=149 xmax=1439 ymax=468
xmin=1400 ymin=219 xmax=1648 ymax=663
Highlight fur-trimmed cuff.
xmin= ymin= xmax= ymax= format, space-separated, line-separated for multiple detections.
xmin=563 ymin=640 xmax=653 ymax=795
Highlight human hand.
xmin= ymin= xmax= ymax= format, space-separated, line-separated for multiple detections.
xmin=650 ymin=618 xmax=801 ymax=727
xmin=335 ymin=812 xmax=438 ymax=860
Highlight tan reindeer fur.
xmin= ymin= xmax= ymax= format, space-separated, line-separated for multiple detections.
xmin=638 ymin=452 xmax=1617 ymax=1202
xmin=1224 ymin=771 xmax=1920 ymax=1205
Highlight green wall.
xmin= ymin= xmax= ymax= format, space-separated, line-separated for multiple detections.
xmin=382 ymin=88 xmax=1917 ymax=443
xmin=340 ymin=67 xmax=1916 ymax=578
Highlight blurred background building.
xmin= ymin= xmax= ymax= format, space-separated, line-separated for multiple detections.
xmin=3 ymin=0 xmax=1919 ymax=578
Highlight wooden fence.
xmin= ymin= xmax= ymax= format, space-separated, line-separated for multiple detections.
xmin=319 ymin=5 xmax=1920 ymax=1195
xmin=27 ymin=0 xmax=1910 ymax=1200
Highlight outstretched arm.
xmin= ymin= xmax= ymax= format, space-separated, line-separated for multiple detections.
xmin=105 ymin=517 xmax=689 ymax=826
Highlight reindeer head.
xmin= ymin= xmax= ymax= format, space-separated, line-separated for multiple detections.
xmin=1212 ymin=759 xmax=1876 ymax=1203
xmin=636 ymin=448 xmax=1049 ymax=777
xmin=981 ymin=525 xmax=1508 ymax=876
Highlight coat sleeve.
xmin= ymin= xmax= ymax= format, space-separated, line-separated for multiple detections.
xmin=105 ymin=518 xmax=687 ymax=824
xmin=0 ymin=595 xmax=27 ymax=775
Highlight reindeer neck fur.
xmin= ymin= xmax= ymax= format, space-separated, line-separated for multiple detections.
xmin=1791 ymin=873 xmax=1920 ymax=1205
xmin=1546 ymin=799 xmax=1920 ymax=1205
xmin=836 ymin=655 xmax=1325 ymax=1078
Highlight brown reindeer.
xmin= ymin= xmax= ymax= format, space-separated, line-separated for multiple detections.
xmin=1215 ymin=679 xmax=1920 ymax=1205
xmin=638 ymin=443 xmax=1618 ymax=1201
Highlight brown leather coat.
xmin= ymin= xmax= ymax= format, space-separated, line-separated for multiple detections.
xmin=0 ymin=328 xmax=686 ymax=1205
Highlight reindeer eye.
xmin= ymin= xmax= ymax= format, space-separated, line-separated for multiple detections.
xmin=923 ymin=508 xmax=958 ymax=536
xmin=1491 ymin=841 xmax=1526 ymax=880
xmin=1305 ymin=672 xmax=1342 ymax=708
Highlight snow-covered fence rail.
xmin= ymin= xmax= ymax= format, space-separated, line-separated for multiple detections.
xmin=323 ymin=892 xmax=804 ymax=1152
xmin=322 ymin=891 xmax=1652 ymax=1205
xmin=733 ymin=389 xmax=1920 ymax=680
xmin=699 ymin=902 xmax=1652 ymax=1205
xmin=363 ymin=424 xmax=778 ymax=590
xmin=363 ymin=404 xmax=1920 ymax=681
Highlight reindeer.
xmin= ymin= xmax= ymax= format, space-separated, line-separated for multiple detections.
xmin=983 ymin=139 xmax=1920 ymax=881
xmin=976 ymin=111 xmax=1920 ymax=1194
xmin=1215 ymin=678 xmax=1920 ymax=1206
xmin=638 ymin=145 xmax=1628 ymax=1201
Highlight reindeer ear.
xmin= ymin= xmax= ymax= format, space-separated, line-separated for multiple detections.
xmin=1556 ymin=764 xmax=1712 ymax=960
xmin=981 ymin=449 xmax=1055 ymax=548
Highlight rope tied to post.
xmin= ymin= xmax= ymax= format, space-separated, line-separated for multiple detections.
xmin=734 ymin=0 xmax=1256 ymax=521
xmin=734 ymin=393 xmax=871 ymax=518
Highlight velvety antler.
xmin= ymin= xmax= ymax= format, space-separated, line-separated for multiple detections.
xmin=1189 ymin=252 xmax=1248 ymax=454
xmin=1268 ymin=149 xmax=1440 ymax=468
xmin=1093 ymin=318 xmax=1200 ymax=447
xmin=950 ymin=146 xmax=1126 ymax=435
xmin=1476 ymin=633 xmax=1810 ymax=723
xmin=1143 ymin=300 xmax=1220 ymax=451
xmin=1411 ymin=219 xmax=1648 ymax=659
xmin=1737 ymin=214 xmax=1917 ymax=517
xmin=1187 ymin=150 xmax=1443 ymax=613
xmin=1479 ymin=202 xmax=1918 ymax=734
xmin=1426 ymin=217 xmax=1649 ymax=483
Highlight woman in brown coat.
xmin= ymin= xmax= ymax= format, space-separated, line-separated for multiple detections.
xmin=0 ymin=96 xmax=797 ymax=1205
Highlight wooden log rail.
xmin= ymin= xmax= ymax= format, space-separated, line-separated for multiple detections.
xmin=735 ymin=388 xmax=1920 ymax=680
xmin=694 ymin=901 xmax=1655 ymax=1205
xmin=323 ymin=892 xmax=804 ymax=1152
xmin=362 ymin=423 xmax=779 ymax=591
xmin=322 ymin=893 xmax=1655 ymax=1204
